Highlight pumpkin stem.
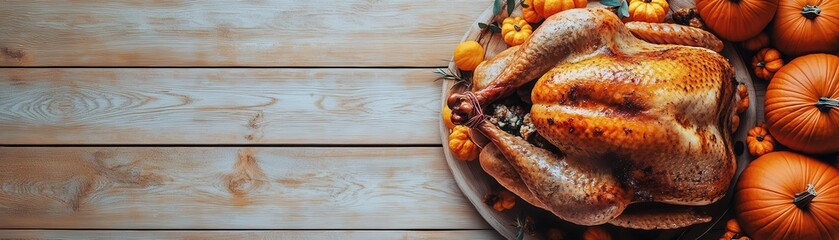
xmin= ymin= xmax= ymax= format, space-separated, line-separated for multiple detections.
xmin=756 ymin=61 xmax=765 ymax=67
xmin=802 ymin=5 xmax=821 ymax=20
xmin=514 ymin=24 xmax=521 ymax=32
xmin=793 ymin=183 xmax=818 ymax=209
xmin=644 ymin=0 xmax=652 ymax=3
xmin=756 ymin=135 xmax=764 ymax=141
xmin=815 ymin=97 xmax=839 ymax=112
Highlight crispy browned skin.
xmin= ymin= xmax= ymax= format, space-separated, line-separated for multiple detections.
xmin=607 ymin=204 xmax=712 ymax=230
xmin=449 ymin=8 xmax=737 ymax=227
xmin=479 ymin=144 xmax=547 ymax=209
xmin=472 ymin=46 xmax=519 ymax=91
xmin=531 ymin=46 xmax=736 ymax=205
xmin=625 ymin=22 xmax=723 ymax=52
xmin=478 ymin=121 xmax=630 ymax=225
xmin=482 ymin=142 xmax=713 ymax=229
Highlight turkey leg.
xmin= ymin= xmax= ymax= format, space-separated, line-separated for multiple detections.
xmin=476 ymin=120 xmax=631 ymax=225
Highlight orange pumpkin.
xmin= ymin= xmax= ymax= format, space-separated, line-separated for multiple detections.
xmin=628 ymin=0 xmax=670 ymax=23
xmin=736 ymin=83 xmax=749 ymax=114
xmin=720 ymin=219 xmax=751 ymax=239
xmin=771 ymin=0 xmax=839 ymax=56
xmin=740 ymin=32 xmax=769 ymax=52
xmin=695 ymin=0 xmax=779 ymax=42
xmin=746 ymin=124 xmax=774 ymax=157
xmin=522 ymin=0 xmax=544 ymax=24
xmin=765 ymin=54 xmax=839 ymax=154
xmin=751 ymin=48 xmax=784 ymax=81
xmin=735 ymin=151 xmax=839 ymax=240
xmin=533 ymin=0 xmax=587 ymax=18
xmin=501 ymin=17 xmax=533 ymax=46
xmin=442 ymin=105 xmax=455 ymax=130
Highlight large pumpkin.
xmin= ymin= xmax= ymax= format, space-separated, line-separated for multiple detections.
xmin=765 ymin=54 xmax=839 ymax=154
xmin=771 ymin=0 xmax=839 ymax=56
xmin=735 ymin=151 xmax=839 ymax=240
xmin=695 ymin=0 xmax=779 ymax=42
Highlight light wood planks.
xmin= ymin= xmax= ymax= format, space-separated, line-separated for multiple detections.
xmin=0 ymin=68 xmax=442 ymax=144
xmin=0 ymin=0 xmax=484 ymax=67
xmin=0 ymin=230 xmax=502 ymax=239
xmin=0 ymin=147 xmax=487 ymax=229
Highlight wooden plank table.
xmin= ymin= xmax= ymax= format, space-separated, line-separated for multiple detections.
xmin=0 ymin=0 xmax=498 ymax=238
xmin=0 ymin=1 xmax=767 ymax=239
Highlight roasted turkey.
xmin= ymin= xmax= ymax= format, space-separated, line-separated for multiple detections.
xmin=448 ymin=8 xmax=737 ymax=229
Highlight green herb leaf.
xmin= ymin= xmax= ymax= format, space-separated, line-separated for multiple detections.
xmin=434 ymin=68 xmax=463 ymax=81
xmin=507 ymin=0 xmax=516 ymax=15
xmin=600 ymin=0 xmax=621 ymax=7
xmin=478 ymin=22 xmax=489 ymax=29
xmin=488 ymin=24 xmax=502 ymax=33
xmin=618 ymin=0 xmax=630 ymax=18
xmin=514 ymin=213 xmax=525 ymax=240
xmin=494 ymin=0 xmax=503 ymax=15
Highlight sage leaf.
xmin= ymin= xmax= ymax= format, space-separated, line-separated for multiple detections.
xmin=478 ymin=22 xmax=489 ymax=29
xmin=507 ymin=0 xmax=516 ymax=15
xmin=600 ymin=0 xmax=621 ymax=7
xmin=488 ymin=24 xmax=502 ymax=33
xmin=618 ymin=0 xmax=630 ymax=18
xmin=494 ymin=0 xmax=503 ymax=15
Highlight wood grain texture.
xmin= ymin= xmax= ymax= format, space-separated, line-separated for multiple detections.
xmin=0 ymin=230 xmax=501 ymax=239
xmin=0 ymin=0 xmax=484 ymax=67
xmin=0 ymin=68 xmax=441 ymax=144
xmin=0 ymin=230 xmax=502 ymax=239
xmin=0 ymin=147 xmax=487 ymax=229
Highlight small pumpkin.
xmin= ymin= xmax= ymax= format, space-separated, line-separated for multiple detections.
xmin=628 ymin=0 xmax=670 ymax=23
xmin=484 ymin=190 xmax=516 ymax=211
xmin=449 ymin=125 xmax=479 ymax=161
xmin=751 ymin=48 xmax=784 ymax=81
xmin=695 ymin=0 xmax=779 ymax=41
xmin=533 ymin=0 xmax=588 ymax=18
xmin=740 ymin=32 xmax=769 ymax=52
xmin=731 ymin=114 xmax=740 ymax=133
xmin=582 ymin=226 xmax=612 ymax=240
xmin=771 ymin=0 xmax=839 ymax=56
xmin=501 ymin=17 xmax=533 ymax=46
xmin=442 ymin=105 xmax=455 ymax=130
xmin=746 ymin=124 xmax=774 ymax=157
xmin=736 ymin=83 xmax=749 ymax=114
xmin=522 ymin=0 xmax=544 ymax=24
xmin=720 ymin=219 xmax=751 ymax=240
xmin=453 ymin=41 xmax=485 ymax=71
xmin=735 ymin=151 xmax=839 ymax=240
xmin=765 ymin=54 xmax=839 ymax=154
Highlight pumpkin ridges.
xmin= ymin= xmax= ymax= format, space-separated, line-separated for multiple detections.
xmin=766 ymin=54 xmax=839 ymax=154
xmin=772 ymin=0 xmax=839 ymax=56
xmin=736 ymin=152 xmax=839 ymax=239
xmin=809 ymin=203 xmax=839 ymax=231
xmin=697 ymin=0 xmax=779 ymax=41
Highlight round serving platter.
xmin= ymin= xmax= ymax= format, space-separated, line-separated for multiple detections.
xmin=439 ymin=1 xmax=758 ymax=239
